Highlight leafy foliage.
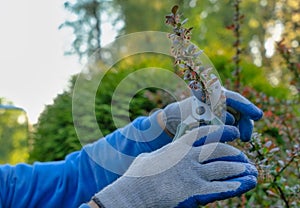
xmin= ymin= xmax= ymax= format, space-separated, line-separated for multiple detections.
xmin=29 ymin=90 xmax=78 ymax=162
xmin=0 ymin=99 xmax=29 ymax=164
xmin=60 ymin=0 xmax=121 ymax=62
xmin=208 ymin=1 xmax=300 ymax=207
xmin=29 ymin=54 xmax=174 ymax=162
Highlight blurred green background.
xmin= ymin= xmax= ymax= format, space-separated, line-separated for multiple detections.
xmin=1 ymin=0 xmax=299 ymax=207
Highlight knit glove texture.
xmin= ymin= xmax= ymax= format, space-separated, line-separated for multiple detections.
xmin=93 ymin=125 xmax=258 ymax=207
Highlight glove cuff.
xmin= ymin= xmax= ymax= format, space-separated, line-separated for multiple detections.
xmin=92 ymin=196 xmax=106 ymax=208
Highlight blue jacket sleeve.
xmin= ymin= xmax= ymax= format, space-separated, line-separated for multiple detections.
xmin=0 ymin=111 xmax=172 ymax=207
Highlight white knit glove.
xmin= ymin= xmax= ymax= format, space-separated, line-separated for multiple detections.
xmin=89 ymin=125 xmax=258 ymax=208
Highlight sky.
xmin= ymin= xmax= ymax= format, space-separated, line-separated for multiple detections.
xmin=0 ymin=0 xmax=115 ymax=124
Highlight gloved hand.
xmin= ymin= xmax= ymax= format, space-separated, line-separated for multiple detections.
xmin=223 ymin=88 xmax=263 ymax=141
xmin=163 ymin=88 xmax=263 ymax=141
xmin=89 ymin=125 xmax=258 ymax=208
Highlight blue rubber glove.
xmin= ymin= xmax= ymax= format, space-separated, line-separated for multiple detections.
xmin=223 ymin=88 xmax=263 ymax=141
xmin=163 ymin=88 xmax=263 ymax=142
xmin=87 ymin=125 xmax=258 ymax=208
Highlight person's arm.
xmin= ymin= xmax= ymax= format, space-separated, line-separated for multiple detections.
xmin=0 ymin=150 xmax=100 ymax=208
xmin=0 ymin=111 xmax=172 ymax=208
xmin=0 ymin=90 xmax=262 ymax=207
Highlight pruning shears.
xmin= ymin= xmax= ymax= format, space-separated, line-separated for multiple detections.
xmin=173 ymin=66 xmax=226 ymax=141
